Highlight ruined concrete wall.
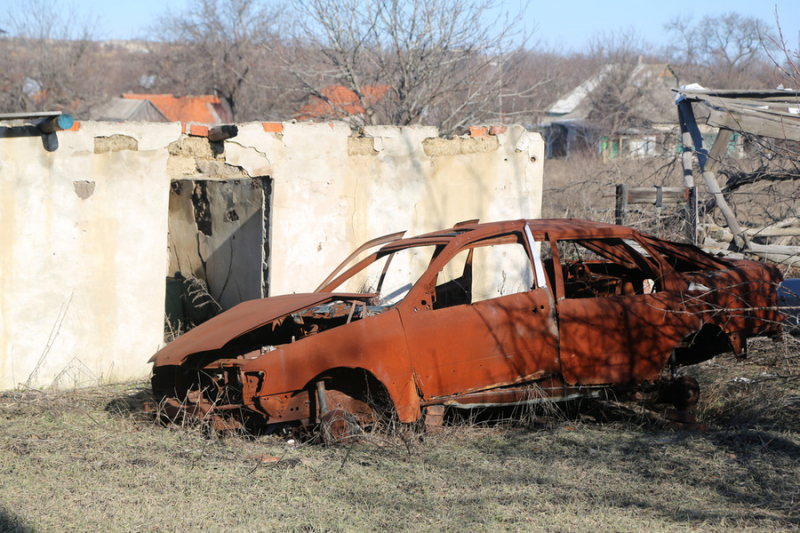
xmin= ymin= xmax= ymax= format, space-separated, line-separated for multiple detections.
xmin=0 ymin=121 xmax=543 ymax=389
xmin=0 ymin=123 xmax=178 ymax=389
xmin=232 ymin=123 xmax=544 ymax=295
xmin=167 ymin=178 xmax=268 ymax=311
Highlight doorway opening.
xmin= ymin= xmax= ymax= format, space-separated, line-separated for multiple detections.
xmin=165 ymin=177 xmax=272 ymax=337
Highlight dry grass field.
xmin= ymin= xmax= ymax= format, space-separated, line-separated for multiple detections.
xmin=1 ymin=336 xmax=798 ymax=533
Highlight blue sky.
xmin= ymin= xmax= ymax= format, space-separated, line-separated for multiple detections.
xmin=528 ymin=1 xmax=799 ymax=53
xmin=2 ymin=0 xmax=799 ymax=54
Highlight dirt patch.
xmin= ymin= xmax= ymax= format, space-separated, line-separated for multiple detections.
xmin=168 ymin=135 xmax=222 ymax=160
xmin=348 ymin=137 xmax=379 ymax=156
xmin=167 ymin=135 xmax=248 ymax=179
xmin=73 ymin=181 xmax=96 ymax=200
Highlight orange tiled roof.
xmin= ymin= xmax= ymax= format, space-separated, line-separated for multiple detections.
xmin=122 ymin=94 xmax=225 ymax=124
xmin=296 ymin=85 xmax=390 ymax=121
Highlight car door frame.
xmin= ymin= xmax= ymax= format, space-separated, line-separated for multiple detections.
xmin=546 ymin=233 xmax=700 ymax=385
xmin=397 ymin=224 xmax=560 ymax=400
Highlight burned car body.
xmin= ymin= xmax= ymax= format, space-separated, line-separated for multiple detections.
xmin=150 ymin=219 xmax=783 ymax=432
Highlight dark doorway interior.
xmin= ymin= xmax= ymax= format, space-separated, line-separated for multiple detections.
xmin=165 ymin=177 xmax=272 ymax=334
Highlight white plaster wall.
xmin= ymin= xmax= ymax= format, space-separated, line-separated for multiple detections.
xmin=0 ymin=121 xmax=543 ymax=389
xmin=0 ymin=123 xmax=178 ymax=389
xmin=251 ymin=123 xmax=353 ymax=295
xmin=232 ymin=123 xmax=545 ymax=295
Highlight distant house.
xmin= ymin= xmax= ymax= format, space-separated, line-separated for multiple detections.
xmin=541 ymin=62 xmax=684 ymax=159
xmin=91 ymin=97 xmax=169 ymax=122
xmin=92 ymin=94 xmax=232 ymax=124
xmin=296 ymin=85 xmax=390 ymax=123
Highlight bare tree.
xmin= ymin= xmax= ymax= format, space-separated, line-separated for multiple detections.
xmin=763 ymin=9 xmax=800 ymax=88
xmin=506 ymin=49 xmax=596 ymax=128
xmin=147 ymin=0 xmax=294 ymax=121
xmin=285 ymin=0 xmax=530 ymax=133
xmin=706 ymin=13 xmax=800 ymax=230
xmin=581 ymin=30 xmax=663 ymax=133
xmin=0 ymin=0 xmax=100 ymax=115
xmin=665 ymin=13 xmax=778 ymax=89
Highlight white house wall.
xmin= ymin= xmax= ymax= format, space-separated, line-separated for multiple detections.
xmin=230 ymin=123 xmax=545 ymax=295
xmin=0 ymin=123 xmax=178 ymax=390
xmin=0 ymin=121 xmax=544 ymax=389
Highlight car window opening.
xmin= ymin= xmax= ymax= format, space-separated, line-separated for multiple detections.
xmin=434 ymin=234 xmax=535 ymax=309
xmin=643 ymin=237 xmax=728 ymax=272
xmin=554 ymin=238 xmax=659 ymax=299
xmin=325 ymin=245 xmax=439 ymax=306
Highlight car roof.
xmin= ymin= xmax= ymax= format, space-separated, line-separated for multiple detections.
xmin=382 ymin=218 xmax=641 ymax=250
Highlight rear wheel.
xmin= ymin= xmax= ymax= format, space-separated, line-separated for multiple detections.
xmin=670 ymin=375 xmax=700 ymax=411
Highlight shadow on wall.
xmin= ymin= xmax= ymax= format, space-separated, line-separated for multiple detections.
xmin=0 ymin=124 xmax=63 ymax=152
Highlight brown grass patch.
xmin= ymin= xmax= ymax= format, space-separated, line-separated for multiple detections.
xmin=0 ymin=338 xmax=798 ymax=532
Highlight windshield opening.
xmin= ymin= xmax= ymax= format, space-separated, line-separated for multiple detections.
xmin=323 ymin=245 xmax=439 ymax=306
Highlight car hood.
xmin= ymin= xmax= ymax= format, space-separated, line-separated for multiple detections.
xmin=149 ymin=292 xmax=367 ymax=366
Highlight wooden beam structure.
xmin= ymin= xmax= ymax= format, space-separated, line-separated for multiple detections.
xmin=674 ymin=87 xmax=800 ymax=263
xmin=615 ymin=185 xmax=696 ymax=233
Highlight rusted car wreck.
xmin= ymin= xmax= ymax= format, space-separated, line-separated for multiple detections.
xmin=150 ymin=219 xmax=783 ymax=435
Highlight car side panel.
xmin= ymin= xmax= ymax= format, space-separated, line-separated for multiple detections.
xmin=558 ymin=292 xmax=699 ymax=385
xmin=401 ymin=287 xmax=560 ymax=398
xmin=683 ymin=263 xmax=783 ymax=339
xmin=240 ymin=309 xmax=421 ymax=422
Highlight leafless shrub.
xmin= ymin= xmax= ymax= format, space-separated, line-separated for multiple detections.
xmin=513 ymin=384 xmax=568 ymax=428
xmin=0 ymin=0 xmax=101 ymax=115
xmin=543 ymin=151 xmax=686 ymax=238
xmin=665 ymin=12 xmax=779 ymax=89
xmin=283 ymin=0 xmax=531 ymax=134
xmin=691 ymin=338 xmax=800 ymax=432
xmin=183 ymin=276 xmax=223 ymax=316
xmin=163 ymin=314 xmax=184 ymax=343
xmin=164 ymin=276 xmax=223 ymax=340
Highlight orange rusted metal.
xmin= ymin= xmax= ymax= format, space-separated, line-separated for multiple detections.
xmin=150 ymin=219 xmax=783 ymax=432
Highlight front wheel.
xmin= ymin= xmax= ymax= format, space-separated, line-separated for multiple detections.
xmin=320 ymin=409 xmax=361 ymax=445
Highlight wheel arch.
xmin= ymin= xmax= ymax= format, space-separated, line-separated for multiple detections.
xmin=673 ymin=324 xmax=739 ymax=367
xmin=305 ymin=366 xmax=421 ymax=424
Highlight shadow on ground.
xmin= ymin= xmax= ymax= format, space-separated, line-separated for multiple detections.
xmin=104 ymin=385 xmax=154 ymax=421
xmin=0 ymin=506 xmax=34 ymax=533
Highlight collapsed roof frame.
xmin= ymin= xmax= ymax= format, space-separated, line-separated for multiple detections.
xmin=675 ymin=87 xmax=800 ymax=260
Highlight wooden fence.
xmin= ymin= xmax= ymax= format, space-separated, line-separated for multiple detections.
xmin=615 ymin=184 xmax=698 ymax=243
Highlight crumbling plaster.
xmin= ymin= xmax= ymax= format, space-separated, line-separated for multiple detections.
xmin=0 ymin=120 xmax=543 ymax=389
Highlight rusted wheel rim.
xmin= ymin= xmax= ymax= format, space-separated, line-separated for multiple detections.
xmin=320 ymin=409 xmax=360 ymax=445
